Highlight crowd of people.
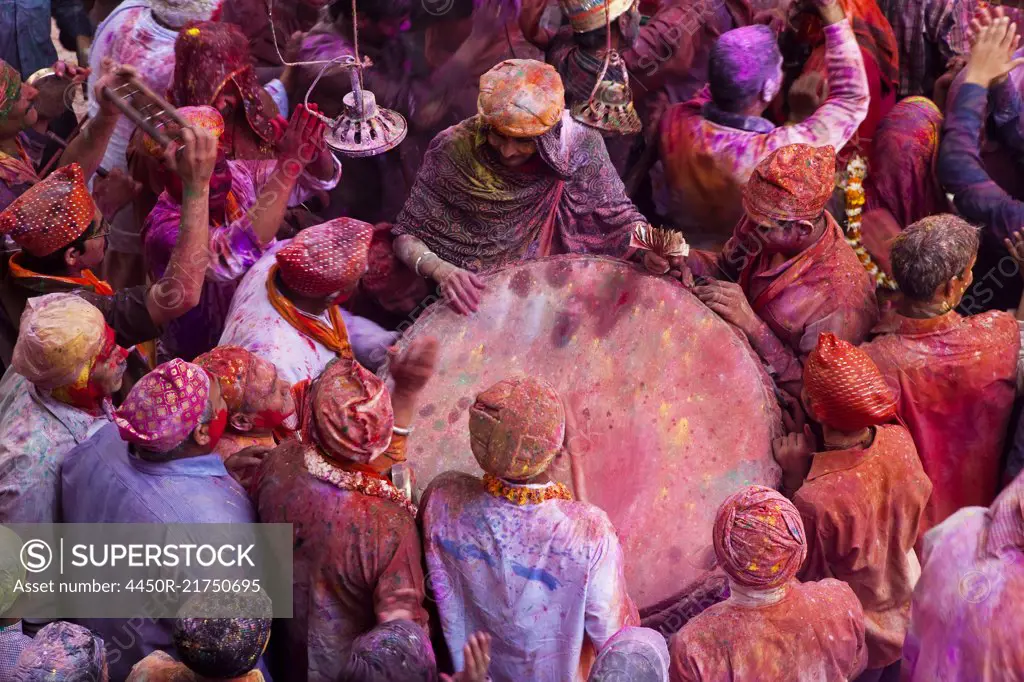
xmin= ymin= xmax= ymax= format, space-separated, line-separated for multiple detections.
xmin=0 ymin=0 xmax=1023 ymax=677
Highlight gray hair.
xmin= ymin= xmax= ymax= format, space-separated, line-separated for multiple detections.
xmin=890 ymin=214 xmax=980 ymax=302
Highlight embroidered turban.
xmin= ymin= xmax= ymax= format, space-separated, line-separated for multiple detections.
xmin=11 ymin=293 xmax=109 ymax=390
xmin=150 ymin=0 xmax=220 ymax=30
xmin=713 ymin=485 xmax=807 ymax=590
xmin=173 ymin=592 xmax=273 ymax=679
xmin=341 ymin=620 xmax=436 ymax=682
xmin=276 ymin=218 xmax=374 ymax=298
xmin=170 ymin=21 xmax=277 ymax=142
xmin=590 ymin=627 xmax=670 ymax=682
xmin=804 ymin=332 xmax=898 ymax=431
xmin=469 ymin=376 xmax=566 ymax=481
xmin=194 ymin=345 xmax=260 ymax=414
xmin=114 ymin=359 xmax=211 ymax=452
xmin=0 ymin=60 xmax=21 ymax=121
xmin=478 ymin=60 xmax=565 ymax=138
xmin=141 ymin=105 xmax=225 ymax=157
xmin=11 ymin=621 xmax=106 ymax=682
xmin=743 ymin=144 xmax=836 ymax=226
xmin=0 ymin=163 xmax=96 ymax=257
xmin=304 ymin=358 xmax=394 ymax=464
xmin=559 ymin=0 xmax=635 ymax=32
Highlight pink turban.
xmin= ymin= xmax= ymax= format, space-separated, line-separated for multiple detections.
xmin=115 ymin=359 xmax=211 ymax=452
xmin=303 ymin=358 xmax=394 ymax=464
xmin=804 ymin=332 xmax=898 ymax=432
xmin=713 ymin=485 xmax=807 ymax=590
xmin=276 ymin=218 xmax=374 ymax=298
xmin=478 ymin=60 xmax=565 ymax=138
xmin=469 ymin=376 xmax=566 ymax=481
xmin=11 ymin=293 xmax=108 ymax=390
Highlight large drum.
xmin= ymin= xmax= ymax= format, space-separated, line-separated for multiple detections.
xmin=390 ymin=255 xmax=783 ymax=611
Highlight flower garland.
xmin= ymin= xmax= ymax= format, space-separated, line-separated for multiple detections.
xmin=844 ymin=155 xmax=898 ymax=291
xmin=304 ymin=449 xmax=417 ymax=517
xmin=483 ymin=474 xmax=573 ymax=506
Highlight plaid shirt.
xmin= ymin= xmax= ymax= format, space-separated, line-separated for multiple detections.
xmin=0 ymin=621 xmax=31 ymax=679
xmin=877 ymin=0 xmax=974 ymax=97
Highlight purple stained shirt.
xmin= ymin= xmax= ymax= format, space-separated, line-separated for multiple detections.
xmin=0 ymin=621 xmax=31 ymax=681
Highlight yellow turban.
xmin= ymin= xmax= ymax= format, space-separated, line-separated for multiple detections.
xmin=477 ymin=59 xmax=565 ymax=138
xmin=12 ymin=293 xmax=107 ymax=390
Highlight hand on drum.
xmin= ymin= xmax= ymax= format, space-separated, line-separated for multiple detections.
xmin=772 ymin=426 xmax=815 ymax=493
xmin=435 ymin=262 xmax=486 ymax=315
xmin=692 ymin=279 xmax=761 ymax=337
xmin=642 ymin=252 xmax=694 ymax=286
xmin=388 ymin=336 xmax=440 ymax=397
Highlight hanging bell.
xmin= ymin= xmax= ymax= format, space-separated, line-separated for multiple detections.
xmin=571 ymin=52 xmax=642 ymax=136
xmin=325 ymin=68 xmax=408 ymax=158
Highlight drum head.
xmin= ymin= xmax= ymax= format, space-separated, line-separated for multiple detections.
xmin=389 ymin=255 xmax=782 ymax=609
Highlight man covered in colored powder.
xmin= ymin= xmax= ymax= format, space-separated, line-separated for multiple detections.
xmin=0 ymin=294 xmax=130 ymax=523
xmin=61 ymin=358 xmax=264 ymax=678
xmin=421 ymin=376 xmax=638 ymax=682
xmin=253 ymin=337 xmax=438 ymax=682
xmin=902 ymin=470 xmax=1024 ymax=680
xmin=219 ymin=218 xmax=397 ymax=383
xmin=658 ymin=0 xmax=869 ymax=245
xmin=391 ymin=59 xmax=649 ymax=316
xmin=669 ymin=485 xmax=867 ymax=681
xmin=193 ymin=345 xmax=295 ymax=461
xmin=687 ymin=143 xmax=878 ymax=397
xmin=774 ymin=333 xmax=931 ymax=682
xmin=862 ymin=215 xmax=1021 ymax=538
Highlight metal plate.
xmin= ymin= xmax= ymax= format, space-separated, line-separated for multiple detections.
xmin=387 ymin=255 xmax=783 ymax=609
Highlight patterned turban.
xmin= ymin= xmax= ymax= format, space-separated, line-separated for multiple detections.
xmin=469 ymin=376 xmax=566 ymax=481
xmin=149 ymin=0 xmax=220 ymax=29
xmin=115 ymin=359 xmax=212 ymax=452
xmin=170 ymin=21 xmax=277 ymax=142
xmin=0 ymin=163 xmax=96 ymax=257
xmin=804 ymin=332 xmax=897 ymax=432
xmin=11 ymin=621 xmax=106 ymax=682
xmin=478 ymin=60 xmax=565 ymax=138
xmin=12 ymin=293 xmax=108 ymax=390
xmin=173 ymin=592 xmax=272 ymax=678
xmin=713 ymin=485 xmax=807 ymax=590
xmin=0 ymin=60 xmax=22 ymax=121
xmin=194 ymin=345 xmax=260 ymax=414
xmin=590 ymin=627 xmax=670 ymax=682
xmin=341 ymin=620 xmax=437 ymax=682
xmin=141 ymin=105 xmax=225 ymax=157
xmin=559 ymin=0 xmax=635 ymax=32
xmin=305 ymin=358 xmax=394 ymax=464
xmin=743 ymin=144 xmax=836 ymax=226
xmin=276 ymin=218 xmax=374 ymax=298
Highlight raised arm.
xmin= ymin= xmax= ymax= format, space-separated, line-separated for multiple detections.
xmin=938 ymin=18 xmax=1024 ymax=243
xmin=58 ymin=60 xmax=132 ymax=180
xmin=145 ymin=127 xmax=215 ymax=327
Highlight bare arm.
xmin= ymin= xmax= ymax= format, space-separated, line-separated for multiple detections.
xmin=59 ymin=60 xmax=135 ymax=180
xmin=145 ymin=127 xmax=215 ymax=327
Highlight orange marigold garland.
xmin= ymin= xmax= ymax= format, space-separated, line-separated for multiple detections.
xmin=483 ymin=474 xmax=573 ymax=505
xmin=844 ymin=155 xmax=898 ymax=291
xmin=304 ymin=449 xmax=417 ymax=516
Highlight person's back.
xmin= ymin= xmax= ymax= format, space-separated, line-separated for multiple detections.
xmin=423 ymin=471 xmax=636 ymax=681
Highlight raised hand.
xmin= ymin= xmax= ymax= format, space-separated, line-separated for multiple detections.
xmin=965 ymin=15 xmax=1024 ymax=87
xmin=164 ymin=126 xmax=218 ymax=190
xmin=93 ymin=58 xmax=139 ymax=119
xmin=277 ymin=104 xmax=328 ymax=169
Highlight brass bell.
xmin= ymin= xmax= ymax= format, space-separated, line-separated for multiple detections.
xmin=324 ymin=67 xmax=408 ymax=158
xmin=571 ymin=51 xmax=641 ymax=136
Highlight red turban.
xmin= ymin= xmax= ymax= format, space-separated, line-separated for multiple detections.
xmin=194 ymin=345 xmax=259 ymax=414
xmin=469 ymin=376 xmax=566 ymax=481
xmin=276 ymin=218 xmax=374 ymax=298
xmin=0 ymin=164 xmax=96 ymax=257
xmin=713 ymin=485 xmax=807 ymax=590
xmin=743 ymin=144 xmax=836 ymax=226
xmin=804 ymin=332 xmax=898 ymax=431
xmin=114 ymin=359 xmax=211 ymax=452
xmin=304 ymin=358 xmax=394 ymax=464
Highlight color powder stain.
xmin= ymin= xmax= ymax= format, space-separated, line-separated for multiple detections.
xmin=448 ymin=410 xmax=461 ymax=425
xmin=457 ymin=397 xmax=472 ymax=410
xmin=509 ymin=270 xmax=533 ymax=297
xmin=545 ymin=260 xmax=573 ymax=288
xmin=433 ymin=419 xmax=446 ymax=431
xmin=661 ymin=329 xmax=671 ymax=345
xmin=511 ymin=562 xmax=561 ymax=591
xmin=670 ymin=418 xmax=690 ymax=445
xmin=659 ymin=402 xmax=670 ymax=419
xmin=552 ymin=311 xmax=582 ymax=348
xmin=419 ymin=404 xmax=437 ymax=418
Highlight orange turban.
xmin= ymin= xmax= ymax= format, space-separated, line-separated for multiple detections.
xmin=0 ymin=164 xmax=95 ymax=257
xmin=141 ymin=105 xmax=225 ymax=157
xmin=713 ymin=485 xmax=807 ymax=590
xmin=11 ymin=293 xmax=108 ymax=390
xmin=304 ymin=358 xmax=394 ymax=464
xmin=469 ymin=376 xmax=566 ymax=481
xmin=743 ymin=144 xmax=836 ymax=226
xmin=194 ymin=345 xmax=259 ymax=414
xmin=276 ymin=218 xmax=374 ymax=298
xmin=478 ymin=60 xmax=565 ymax=138
xmin=804 ymin=332 xmax=898 ymax=432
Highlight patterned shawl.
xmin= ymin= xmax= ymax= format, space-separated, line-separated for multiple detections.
xmin=393 ymin=111 xmax=643 ymax=271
